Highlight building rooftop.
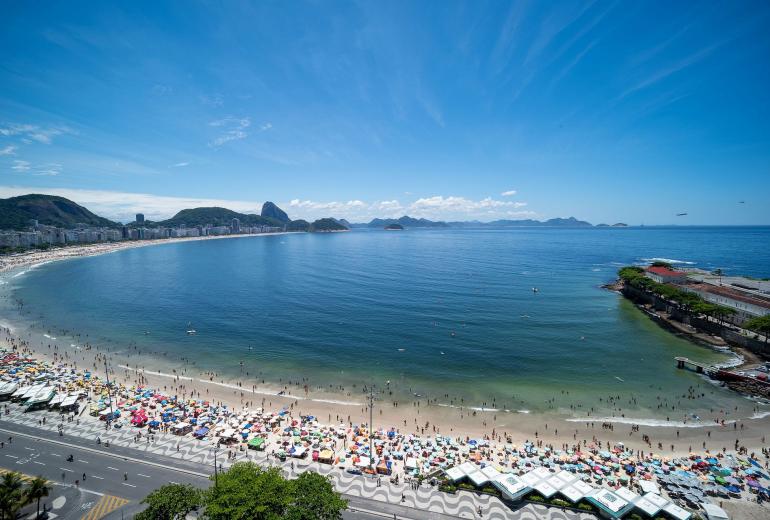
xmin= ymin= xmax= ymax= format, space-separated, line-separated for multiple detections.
xmin=688 ymin=283 xmax=770 ymax=310
xmin=646 ymin=266 xmax=684 ymax=277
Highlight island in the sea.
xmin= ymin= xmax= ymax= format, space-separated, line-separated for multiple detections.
xmin=384 ymin=223 xmax=404 ymax=230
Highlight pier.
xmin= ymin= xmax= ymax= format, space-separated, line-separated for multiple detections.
xmin=674 ymin=356 xmax=712 ymax=374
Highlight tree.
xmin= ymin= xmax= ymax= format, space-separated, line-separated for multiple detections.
xmin=137 ymin=483 xmax=202 ymax=520
xmin=285 ymin=472 xmax=348 ymax=520
xmin=651 ymin=261 xmax=672 ymax=269
xmin=203 ymin=463 xmax=291 ymax=520
xmin=0 ymin=471 xmax=26 ymax=520
xmin=25 ymin=477 xmax=50 ymax=520
xmin=744 ymin=315 xmax=770 ymax=343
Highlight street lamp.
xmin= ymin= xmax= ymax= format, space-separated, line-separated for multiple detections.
xmin=104 ymin=356 xmax=115 ymax=428
xmin=367 ymin=386 xmax=377 ymax=472
xmin=213 ymin=445 xmax=220 ymax=488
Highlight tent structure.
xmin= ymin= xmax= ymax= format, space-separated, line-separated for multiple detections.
xmin=701 ymin=503 xmax=729 ymax=520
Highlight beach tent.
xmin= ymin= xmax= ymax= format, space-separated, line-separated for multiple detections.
xmin=445 ymin=466 xmax=465 ymax=482
xmin=701 ymin=503 xmax=729 ymax=520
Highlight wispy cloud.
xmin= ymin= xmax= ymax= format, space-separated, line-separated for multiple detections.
xmin=11 ymin=160 xmax=30 ymax=171
xmin=34 ymin=163 xmax=62 ymax=176
xmin=260 ymin=123 xmax=273 ymax=131
xmin=617 ymin=41 xmax=724 ymax=100
xmin=0 ymin=123 xmax=74 ymax=144
xmin=199 ymin=94 xmax=224 ymax=107
xmin=208 ymin=117 xmax=251 ymax=147
xmin=501 ymin=189 xmax=517 ymax=196
xmin=0 ymin=145 xmax=16 ymax=156
xmin=170 ymin=161 xmax=190 ymax=168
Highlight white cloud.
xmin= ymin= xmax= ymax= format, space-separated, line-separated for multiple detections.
xmin=34 ymin=163 xmax=62 ymax=176
xmin=0 ymin=123 xmax=74 ymax=144
xmin=11 ymin=160 xmax=30 ymax=171
xmin=260 ymin=123 xmax=273 ymax=131
xmin=208 ymin=117 xmax=251 ymax=147
xmin=501 ymin=189 xmax=517 ymax=196
xmin=0 ymin=145 xmax=16 ymax=156
xmin=171 ymin=161 xmax=190 ymax=168
xmin=0 ymin=185 xmax=263 ymax=223
xmin=285 ymin=195 xmax=532 ymax=222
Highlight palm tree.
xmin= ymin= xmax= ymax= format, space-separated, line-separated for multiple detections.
xmin=25 ymin=477 xmax=50 ymax=519
xmin=0 ymin=471 xmax=26 ymax=520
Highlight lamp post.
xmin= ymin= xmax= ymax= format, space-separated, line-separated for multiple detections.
xmin=368 ymin=386 xmax=376 ymax=472
xmin=104 ymin=356 xmax=115 ymax=428
xmin=213 ymin=445 xmax=220 ymax=488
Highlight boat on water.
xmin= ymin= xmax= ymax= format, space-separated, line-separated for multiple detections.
xmin=186 ymin=322 xmax=197 ymax=335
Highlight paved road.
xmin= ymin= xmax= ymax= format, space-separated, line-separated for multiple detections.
xmin=0 ymin=423 xmax=465 ymax=520
xmin=0 ymin=413 xmax=595 ymax=520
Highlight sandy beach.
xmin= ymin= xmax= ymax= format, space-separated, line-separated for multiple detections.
xmin=0 ymin=231 xmax=299 ymax=274
xmin=3 ymin=319 xmax=769 ymax=461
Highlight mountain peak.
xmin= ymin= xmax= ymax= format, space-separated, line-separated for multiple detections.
xmin=261 ymin=201 xmax=290 ymax=223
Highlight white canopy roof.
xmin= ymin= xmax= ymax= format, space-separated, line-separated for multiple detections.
xmin=467 ymin=470 xmax=488 ymax=487
xmin=644 ymin=491 xmax=669 ymax=508
xmin=588 ymin=488 xmax=629 ymax=514
xmin=663 ymin=502 xmax=692 ymax=520
xmin=633 ymin=497 xmax=661 ymax=517
xmin=559 ymin=485 xmax=585 ymax=503
xmin=638 ymin=480 xmax=660 ymax=495
xmin=533 ymin=480 xmax=557 ymax=498
xmin=457 ymin=461 xmax=477 ymax=474
xmin=701 ymin=503 xmax=729 ymax=520
xmin=60 ymin=394 xmax=79 ymax=408
xmin=445 ymin=466 xmax=465 ymax=482
xmin=615 ymin=486 xmax=640 ymax=503
xmin=480 ymin=465 xmax=501 ymax=480
xmin=493 ymin=474 xmax=529 ymax=500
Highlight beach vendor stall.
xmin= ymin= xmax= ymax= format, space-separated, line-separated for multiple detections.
xmin=172 ymin=422 xmax=193 ymax=436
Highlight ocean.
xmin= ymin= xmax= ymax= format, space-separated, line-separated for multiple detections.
xmin=2 ymin=226 xmax=769 ymax=421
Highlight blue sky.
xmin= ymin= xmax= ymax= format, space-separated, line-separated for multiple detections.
xmin=1 ymin=1 xmax=769 ymax=224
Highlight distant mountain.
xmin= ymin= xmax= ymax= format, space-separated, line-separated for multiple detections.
xmin=157 ymin=207 xmax=283 ymax=228
xmin=364 ymin=216 xmax=449 ymax=228
xmin=449 ymin=217 xmax=593 ymax=228
xmin=0 ymin=194 xmax=119 ymax=230
xmin=286 ymin=219 xmax=310 ymax=232
xmin=310 ymin=218 xmax=348 ymax=232
xmin=261 ymin=201 xmax=290 ymax=223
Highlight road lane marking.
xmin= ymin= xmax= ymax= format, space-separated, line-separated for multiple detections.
xmin=50 ymin=453 xmax=61 ymax=457
xmin=59 ymin=467 xmax=73 ymax=472
xmin=121 ymin=483 xmax=136 ymax=488
xmin=91 ymin=475 xmax=104 ymax=479
xmin=137 ymin=473 xmax=150 ymax=478
xmin=24 ymin=447 xmax=34 ymax=451
xmin=83 ymin=494 xmax=129 ymax=520
xmin=33 ymin=461 xmax=45 ymax=465
xmin=5 ymin=455 xmax=18 ymax=459
xmin=106 ymin=466 xmax=119 ymax=471
xmin=78 ymin=459 xmax=89 ymax=463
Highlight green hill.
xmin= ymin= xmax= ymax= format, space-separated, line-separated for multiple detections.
xmin=157 ymin=207 xmax=284 ymax=228
xmin=0 ymin=194 xmax=119 ymax=230
xmin=310 ymin=218 xmax=348 ymax=232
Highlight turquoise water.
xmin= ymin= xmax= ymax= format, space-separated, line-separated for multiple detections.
xmin=3 ymin=227 xmax=769 ymax=416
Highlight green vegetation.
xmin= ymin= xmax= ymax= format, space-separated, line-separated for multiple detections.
xmin=651 ymin=260 xmax=672 ymax=268
xmin=617 ymin=266 xmax=736 ymax=323
xmin=136 ymin=483 xmax=202 ymax=520
xmin=549 ymin=498 xmax=570 ymax=507
xmin=261 ymin=201 xmax=290 ymax=224
xmin=157 ymin=207 xmax=284 ymax=228
xmin=745 ymin=315 xmax=770 ymax=342
xmin=138 ymin=463 xmax=347 ymax=520
xmin=0 ymin=194 xmax=119 ymax=230
xmin=286 ymin=219 xmax=310 ymax=232
xmin=310 ymin=218 xmax=348 ymax=232
xmin=0 ymin=472 xmax=51 ymax=520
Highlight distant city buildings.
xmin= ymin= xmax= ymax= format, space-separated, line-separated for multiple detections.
xmin=0 ymin=214 xmax=286 ymax=251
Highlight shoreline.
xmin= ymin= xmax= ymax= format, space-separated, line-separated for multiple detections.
xmin=0 ymin=231 xmax=302 ymax=274
xmin=4 ymin=316 xmax=770 ymax=459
